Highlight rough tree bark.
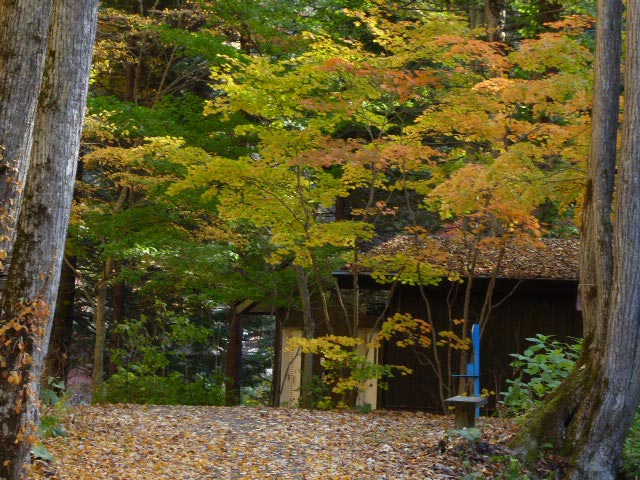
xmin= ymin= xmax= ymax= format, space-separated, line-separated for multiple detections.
xmin=0 ymin=1 xmax=98 ymax=478
xmin=44 ymin=160 xmax=83 ymax=383
xmin=512 ymin=1 xmax=640 ymax=478
xmin=484 ymin=0 xmax=503 ymax=42
xmin=0 ymin=0 xmax=53 ymax=291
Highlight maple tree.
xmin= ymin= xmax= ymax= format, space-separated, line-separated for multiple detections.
xmin=163 ymin=6 xmax=592 ymax=415
xmin=385 ymin=15 xmax=591 ymax=406
xmin=21 ymin=0 xmax=593 ymax=417
xmin=60 ymin=0 xmax=363 ymax=405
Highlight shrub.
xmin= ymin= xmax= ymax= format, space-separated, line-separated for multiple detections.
xmin=286 ymin=335 xmax=411 ymax=409
xmin=97 ymin=307 xmax=225 ymax=406
xmin=501 ymin=334 xmax=582 ymax=415
xmin=98 ymin=370 xmax=225 ymax=405
xmin=623 ymin=412 xmax=640 ymax=478
xmin=39 ymin=377 xmax=70 ymax=439
xmin=502 ymin=335 xmax=640 ymax=475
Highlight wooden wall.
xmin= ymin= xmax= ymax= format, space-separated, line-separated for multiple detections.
xmin=380 ymin=278 xmax=583 ymax=411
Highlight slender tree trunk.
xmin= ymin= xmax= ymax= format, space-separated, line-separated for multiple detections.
xmin=225 ymin=305 xmax=243 ymax=405
xmin=0 ymin=1 xmax=98 ymax=477
xmin=107 ymin=281 xmax=126 ymax=376
xmin=484 ymin=0 xmax=503 ymax=41
xmin=92 ymin=256 xmax=114 ymax=395
xmin=469 ymin=4 xmax=485 ymax=31
xmin=457 ymin=243 xmax=479 ymax=394
xmin=92 ymin=185 xmax=128 ymax=394
xmin=271 ymin=309 xmax=283 ymax=406
xmin=294 ymin=265 xmax=315 ymax=408
xmin=126 ymin=36 xmax=137 ymax=103
xmin=0 ymin=0 xmax=53 ymax=291
xmin=44 ymin=157 xmax=83 ymax=383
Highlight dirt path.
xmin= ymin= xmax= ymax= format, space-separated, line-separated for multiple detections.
xmin=31 ymin=404 xmax=518 ymax=479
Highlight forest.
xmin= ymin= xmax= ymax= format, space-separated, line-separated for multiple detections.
xmin=2 ymin=0 xmax=640 ymax=478
xmin=44 ymin=0 xmax=593 ymax=407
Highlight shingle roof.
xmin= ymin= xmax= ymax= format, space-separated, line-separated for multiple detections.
xmin=366 ymin=235 xmax=579 ymax=280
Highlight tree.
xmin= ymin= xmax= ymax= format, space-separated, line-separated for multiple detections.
xmin=0 ymin=1 xmax=99 ymax=478
xmin=512 ymin=1 xmax=640 ymax=478
xmin=0 ymin=0 xmax=53 ymax=288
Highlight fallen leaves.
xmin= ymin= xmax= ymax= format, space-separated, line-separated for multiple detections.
xmin=30 ymin=404 xmax=521 ymax=479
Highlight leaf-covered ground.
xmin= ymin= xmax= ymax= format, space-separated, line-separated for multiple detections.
xmin=31 ymin=404 xmax=523 ymax=479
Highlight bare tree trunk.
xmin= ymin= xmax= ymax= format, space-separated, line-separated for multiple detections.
xmin=484 ymin=0 xmax=503 ymax=41
xmin=0 ymin=0 xmax=53 ymax=290
xmin=107 ymin=280 xmax=126 ymax=376
xmin=225 ymin=304 xmax=243 ymax=405
xmin=44 ymin=159 xmax=83 ymax=383
xmin=92 ymin=256 xmax=114 ymax=395
xmin=469 ymin=3 xmax=485 ymax=31
xmin=457 ymin=242 xmax=479 ymax=394
xmin=513 ymin=1 xmax=630 ymax=477
xmin=562 ymin=2 xmax=640 ymax=476
xmin=92 ymin=185 xmax=128 ymax=394
xmin=0 ymin=1 xmax=98 ymax=477
xmin=271 ymin=310 xmax=283 ymax=406
xmin=294 ymin=265 xmax=315 ymax=408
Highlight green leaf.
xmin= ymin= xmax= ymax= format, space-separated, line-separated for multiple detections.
xmin=31 ymin=444 xmax=55 ymax=462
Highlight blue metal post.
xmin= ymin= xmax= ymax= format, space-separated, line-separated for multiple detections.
xmin=452 ymin=323 xmax=482 ymax=418
xmin=471 ymin=324 xmax=481 ymax=417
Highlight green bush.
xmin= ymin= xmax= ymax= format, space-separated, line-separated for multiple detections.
xmin=39 ymin=377 xmax=70 ymax=439
xmin=97 ymin=306 xmax=225 ymax=406
xmin=98 ymin=370 xmax=225 ymax=405
xmin=502 ymin=335 xmax=640 ymax=475
xmin=501 ymin=334 xmax=582 ymax=415
xmin=623 ymin=412 xmax=640 ymax=478
xmin=33 ymin=377 xmax=71 ymax=463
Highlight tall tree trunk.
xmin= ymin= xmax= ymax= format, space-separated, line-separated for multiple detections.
xmin=44 ymin=254 xmax=76 ymax=383
xmin=513 ymin=1 xmax=629 ymax=477
xmin=469 ymin=4 xmax=485 ymax=31
xmin=271 ymin=310 xmax=283 ymax=406
xmin=92 ymin=185 xmax=128 ymax=394
xmin=0 ymin=1 xmax=98 ymax=477
xmin=108 ymin=280 xmax=126 ymax=376
xmin=92 ymin=256 xmax=114 ymax=396
xmin=484 ymin=0 xmax=503 ymax=42
xmin=294 ymin=265 xmax=315 ymax=408
xmin=562 ymin=2 xmax=640 ymax=476
xmin=225 ymin=305 xmax=243 ymax=406
xmin=0 ymin=0 xmax=53 ymax=293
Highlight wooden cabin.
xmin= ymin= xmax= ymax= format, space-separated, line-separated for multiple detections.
xmin=276 ymin=236 xmax=582 ymax=411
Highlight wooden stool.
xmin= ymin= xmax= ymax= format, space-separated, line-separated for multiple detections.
xmin=445 ymin=396 xmax=488 ymax=428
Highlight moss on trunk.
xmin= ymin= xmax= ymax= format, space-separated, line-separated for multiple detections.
xmin=510 ymin=349 xmax=595 ymax=463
